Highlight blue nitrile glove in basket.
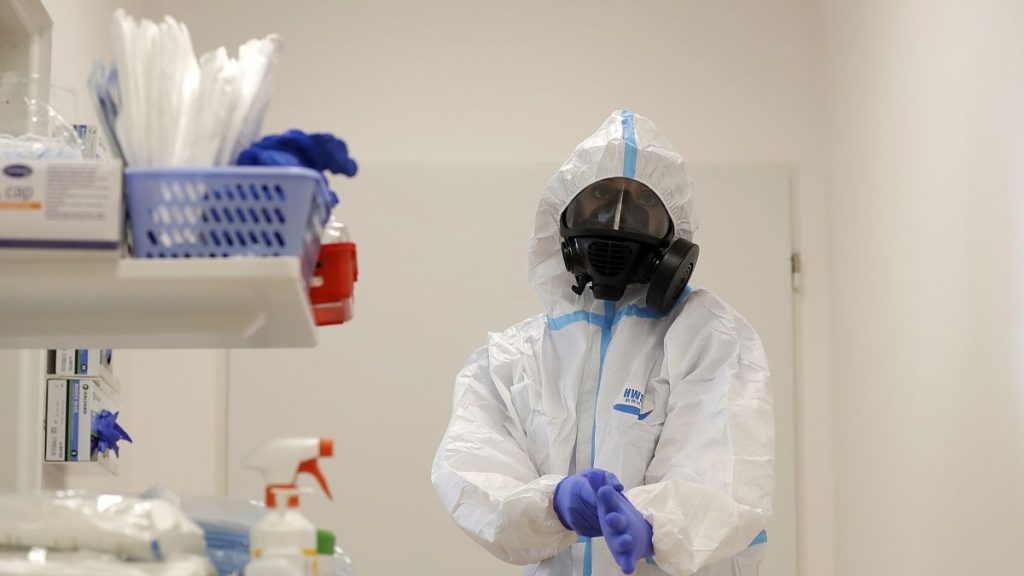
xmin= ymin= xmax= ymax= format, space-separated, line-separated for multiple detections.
xmin=237 ymin=129 xmax=358 ymax=218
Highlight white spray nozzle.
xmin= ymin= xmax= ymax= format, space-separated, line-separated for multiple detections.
xmin=244 ymin=438 xmax=334 ymax=507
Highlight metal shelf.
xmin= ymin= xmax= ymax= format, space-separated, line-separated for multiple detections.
xmin=0 ymin=257 xmax=317 ymax=348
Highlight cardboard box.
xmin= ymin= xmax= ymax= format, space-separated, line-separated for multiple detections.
xmin=0 ymin=160 xmax=122 ymax=257
xmin=48 ymin=349 xmax=114 ymax=384
xmin=44 ymin=379 xmax=68 ymax=462
xmin=67 ymin=377 xmax=120 ymax=462
xmin=45 ymin=377 xmax=121 ymax=463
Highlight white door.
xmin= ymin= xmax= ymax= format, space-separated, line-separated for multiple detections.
xmin=226 ymin=163 xmax=796 ymax=576
xmin=688 ymin=165 xmax=796 ymax=576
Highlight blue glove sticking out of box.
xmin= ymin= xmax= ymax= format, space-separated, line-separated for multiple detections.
xmin=91 ymin=410 xmax=132 ymax=457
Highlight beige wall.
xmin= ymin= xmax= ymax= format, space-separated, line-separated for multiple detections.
xmin=42 ymin=0 xmax=126 ymax=123
xmin=823 ymin=1 xmax=1024 ymax=574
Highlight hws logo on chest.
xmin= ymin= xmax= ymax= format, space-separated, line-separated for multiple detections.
xmin=613 ymin=387 xmax=653 ymax=420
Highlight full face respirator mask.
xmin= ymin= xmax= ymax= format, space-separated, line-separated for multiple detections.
xmin=559 ymin=177 xmax=699 ymax=313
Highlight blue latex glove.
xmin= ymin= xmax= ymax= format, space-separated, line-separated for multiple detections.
xmin=596 ymin=485 xmax=654 ymax=574
xmin=237 ymin=130 xmax=358 ymax=177
xmin=553 ymin=469 xmax=623 ymax=537
xmin=91 ymin=410 xmax=132 ymax=457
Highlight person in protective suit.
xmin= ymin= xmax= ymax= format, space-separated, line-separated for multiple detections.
xmin=432 ymin=110 xmax=773 ymax=576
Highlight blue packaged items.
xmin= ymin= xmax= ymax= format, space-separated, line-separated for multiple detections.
xmin=202 ymin=523 xmax=251 ymax=576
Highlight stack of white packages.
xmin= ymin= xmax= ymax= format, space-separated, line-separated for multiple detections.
xmin=0 ymin=492 xmax=214 ymax=575
xmin=0 ymin=551 xmax=214 ymax=576
xmin=103 ymin=9 xmax=282 ymax=167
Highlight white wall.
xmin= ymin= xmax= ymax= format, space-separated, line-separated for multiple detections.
xmin=0 ymin=352 xmax=23 ymax=492
xmin=823 ymin=1 xmax=1024 ymax=574
xmin=0 ymin=0 xmax=52 ymax=106
xmin=127 ymin=0 xmax=832 ymax=572
xmin=41 ymin=0 xmax=131 ymax=124
xmin=0 ymin=351 xmax=46 ymax=493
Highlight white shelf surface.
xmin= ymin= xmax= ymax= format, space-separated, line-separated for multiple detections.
xmin=0 ymin=257 xmax=318 ymax=348
xmin=44 ymin=453 xmax=119 ymax=477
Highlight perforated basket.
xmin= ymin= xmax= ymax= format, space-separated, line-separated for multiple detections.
xmin=124 ymin=167 xmax=330 ymax=284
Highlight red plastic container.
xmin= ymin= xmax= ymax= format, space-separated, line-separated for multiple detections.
xmin=310 ymin=242 xmax=358 ymax=326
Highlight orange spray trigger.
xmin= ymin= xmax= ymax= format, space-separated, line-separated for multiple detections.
xmin=319 ymin=438 xmax=334 ymax=458
xmin=297 ymin=458 xmax=333 ymax=500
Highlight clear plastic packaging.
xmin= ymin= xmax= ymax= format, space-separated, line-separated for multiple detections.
xmin=0 ymin=76 xmax=83 ymax=161
xmin=180 ymin=497 xmax=262 ymax=576
xmin=245 ymin=556 xmax=303 ymax=576
xmin=330 ymin=544 xmax=356 ymax=576
xmin=321 ymin=211 xmax=350 ymax=244
xmin=98 ymin=10 xmax=283 ymax=167
xmin=201 ymin=528 xmax=248 ymax=576
xmin=0 ymin=549 xmax=215 ymax=576
xmin=314 ymin=529 xmax=355 ymax=576
xmin=0 ymin=492 xmax=205 ymax=562
xmin=143 ymin=488 xmax=262 ymax=576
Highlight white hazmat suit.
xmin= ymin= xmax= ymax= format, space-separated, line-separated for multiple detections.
xmin=432 ymin=110 xmax=773 ymax=576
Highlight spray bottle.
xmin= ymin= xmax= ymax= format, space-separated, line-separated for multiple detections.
xmin=244 ymin=438 xmax=333 ymax=576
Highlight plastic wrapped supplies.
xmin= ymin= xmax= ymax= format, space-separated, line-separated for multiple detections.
xmin=95 ymin=9 xmax=283 ymax=167
xmin=0 ymin=492 xmax=205 ymax=562
xmin=0 ymin=550 xmax=215 ymax=576
xmin=0 ymin=77 xmax=83 ymax=161
xmin=175 ymin=495 xmax=265 ymax=576
xmin=0 ymin=133 xmax=81 ymax=161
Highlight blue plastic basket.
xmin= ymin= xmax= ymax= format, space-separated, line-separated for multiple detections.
xmin=124 ymin=166 xmax=330 ymax=284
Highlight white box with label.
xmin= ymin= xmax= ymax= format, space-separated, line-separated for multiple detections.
xmin=47 ymin=349 xmax=115 ymax=386
xmin=67 ymin=377 xmax=119 ymax=462
xmin=44 ymin=379 xmax=68 ymax=462
xmin=0 ymin=160 xmax=122 ymax=257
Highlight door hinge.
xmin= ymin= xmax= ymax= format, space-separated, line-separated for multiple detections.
xmin=791 ymin=252 xmax=802 ymax=292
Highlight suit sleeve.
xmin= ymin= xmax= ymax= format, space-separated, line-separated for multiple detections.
xmin=431 ymin=344 xmax=576 ymax=565
xmin=625 ymin=300 xmax=775 ymax=575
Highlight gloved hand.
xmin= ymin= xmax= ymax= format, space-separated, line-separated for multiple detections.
xmin=596 ymin=485 xmax=654 ymax=574
xmin=553 ymin=468 xmax=623 ymax=538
